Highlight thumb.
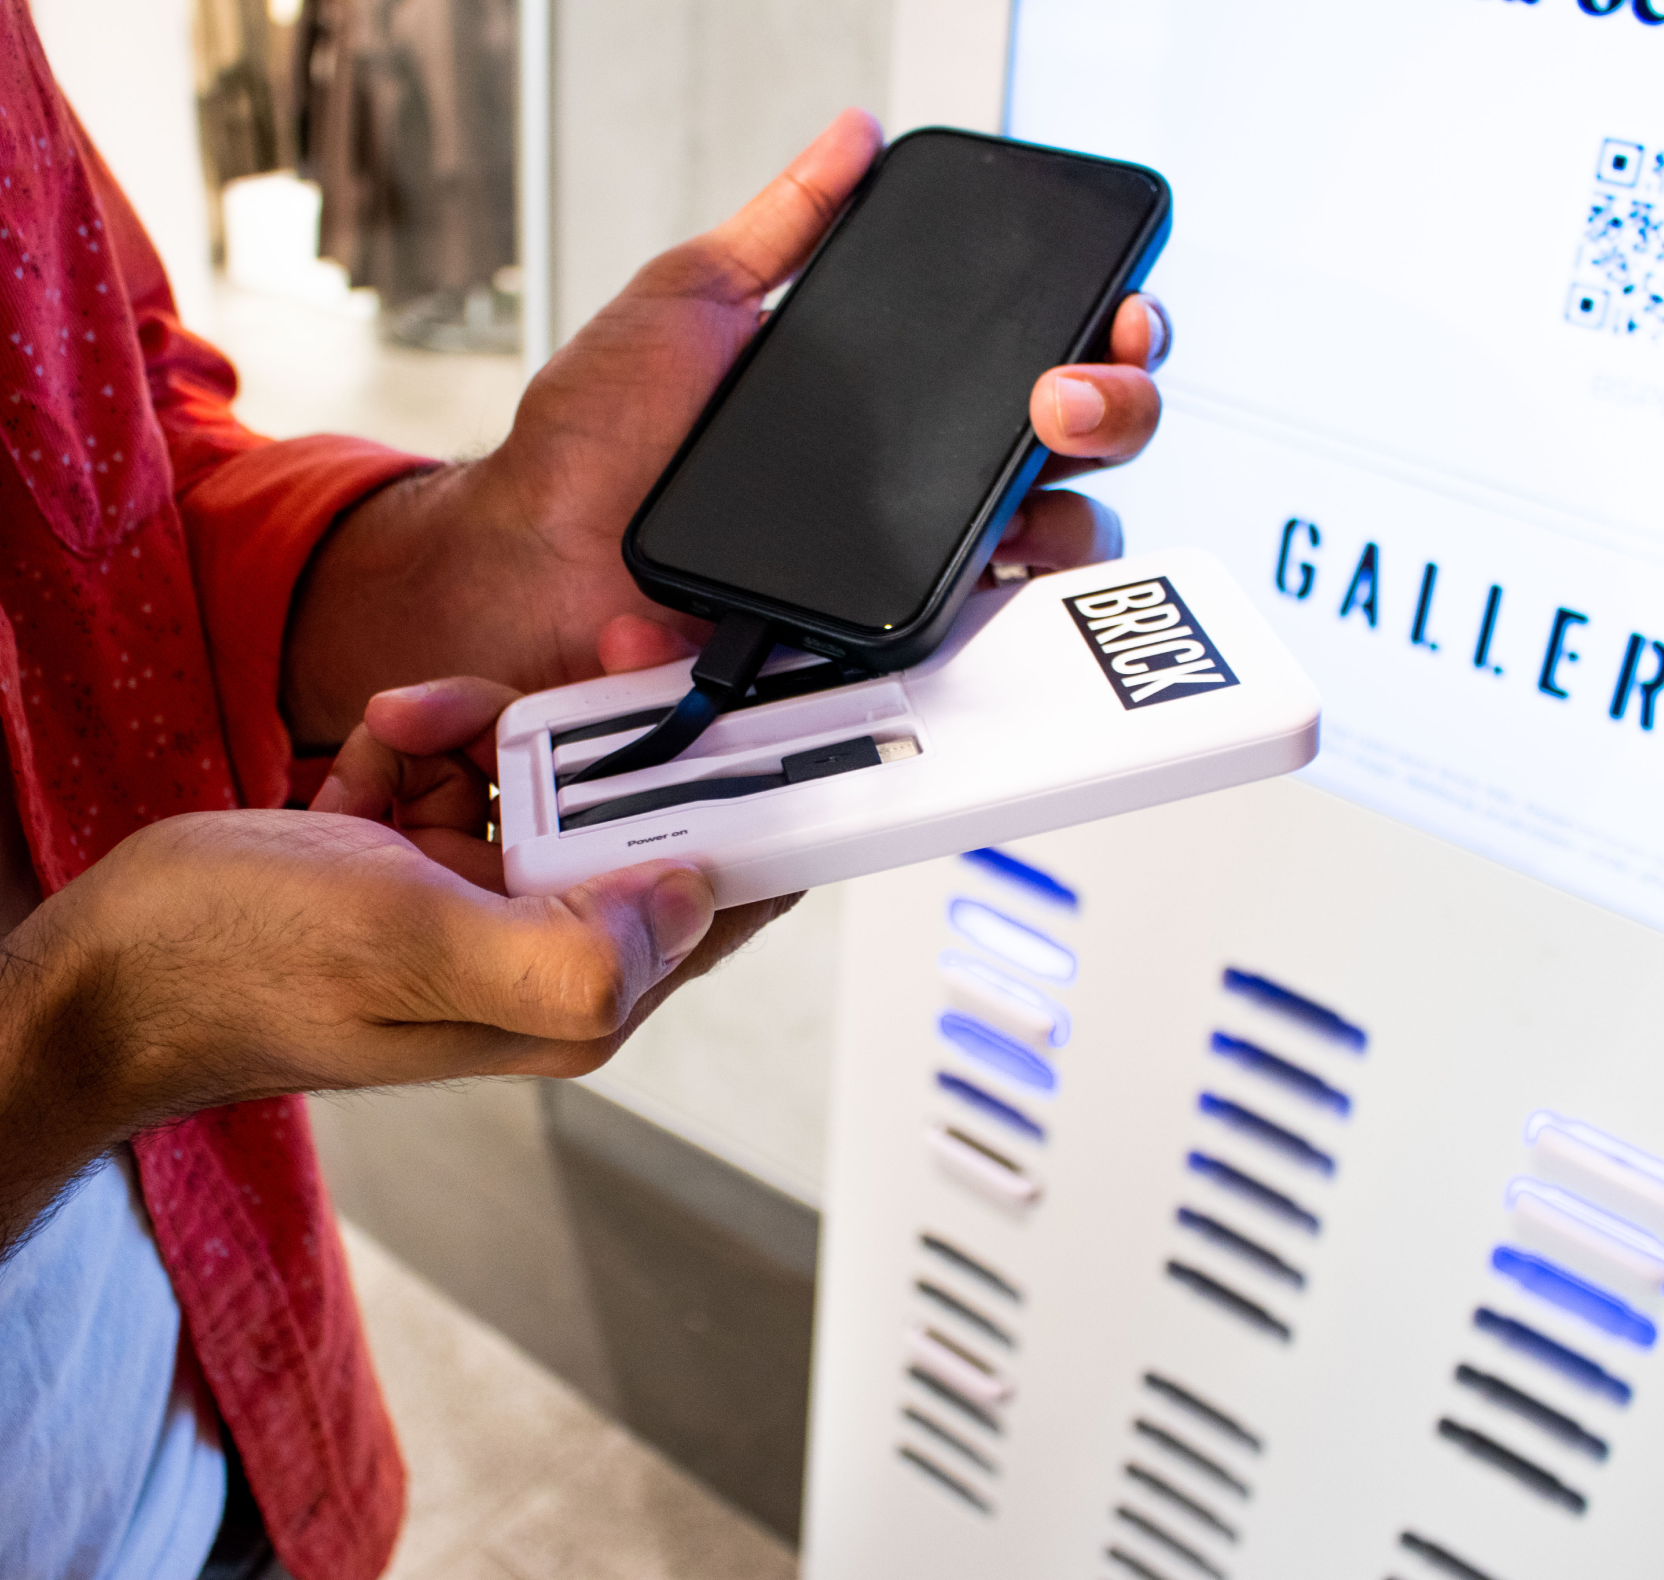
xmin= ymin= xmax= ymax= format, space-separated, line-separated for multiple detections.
xmin=363 ymin=675 xmax=522 ymax=776
xmin=442 ymin=861 xmax=716 ymax=1047
xmin=695 ymin=107 xmax=882 ymax=300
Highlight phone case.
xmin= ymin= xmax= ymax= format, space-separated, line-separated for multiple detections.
xmin=621 ymin=128 xmax=1173 ymax=672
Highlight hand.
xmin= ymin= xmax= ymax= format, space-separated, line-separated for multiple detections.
xmin=1 ymin=768 xmax=799 ymax=1252
xmin=283 ymin=109 xmax=1172 ymax=744
xmin=309 ymin=672 xmax=797 ymax=1012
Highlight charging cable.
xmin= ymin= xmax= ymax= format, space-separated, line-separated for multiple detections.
xmin=564 ymin=611 xmax=777 ymax=786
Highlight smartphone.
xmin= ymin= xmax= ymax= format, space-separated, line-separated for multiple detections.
xmin=622 ymin=128 xmax=1172 ymax=671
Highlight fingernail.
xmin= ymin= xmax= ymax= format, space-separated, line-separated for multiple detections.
xmin=648 ymin=871 xmax=714 ymax=966
xmin=311 ymin=776 xmax=347 ymax=814
xmin=1053 ymin=375 xmax=1106 ymax=438
xmin=372 ymin=681 xmax=434 ymax=703
xmin=1144 ymin=300 xmax=1171 ymax=370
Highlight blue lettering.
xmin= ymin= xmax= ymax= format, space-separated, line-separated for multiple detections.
xmin=1410 ymin=563 xmax=1439 ymax=650
xmin=1276 ymin=517 xmax=1320 ymax=600
xmin=1474 ymin=585 xmax=1504 ymax=673
xmin=1339 ymin=543 xmax=1379 ymax=628
xmin=1609 ymin=635 xmax=1664 ymax=727
xmin=1538 ymin=608 xmax=1589 ymax=699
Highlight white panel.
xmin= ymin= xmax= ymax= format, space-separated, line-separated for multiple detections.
xmin=804 ymin=779 xmax=1664 ymax=1579
xmin=1005 ymin=0 xmax=1664 ymax=930
xmin=887 ymin=0 xmax=1012 ymax=136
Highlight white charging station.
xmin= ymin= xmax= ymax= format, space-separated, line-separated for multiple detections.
xmin=795 ymin=6 xmax=1664 ymax=1580
xmin=498 ymin=551 xmax=1319 ymax=909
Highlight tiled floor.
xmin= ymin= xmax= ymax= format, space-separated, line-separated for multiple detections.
xmin=344 ymin=1220 xmax=796 ymax=1580
xmin=310 ymin=1077 xmax=820 ymax=1542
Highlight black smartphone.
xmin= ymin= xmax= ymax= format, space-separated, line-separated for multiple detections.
xmin=622 ymin=128 xmax=1171 ymax=671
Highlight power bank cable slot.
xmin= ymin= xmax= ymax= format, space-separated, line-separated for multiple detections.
xmin=1197 ymin=1094 xmax=1335 ymax=1175
xmin=1175 ymin=1208 xmax=1306 ymax=1289
xmin=919 ymin=1234 xmax=1023 ymax=1302
xmin=1112 ymin=1507 xmax=1227 ymax=1580
xmin=1108 ymin=1548 xmax=1179 ymax=1580
xmin=1166 ymin=1262 xmax=1292 ymax=1343
xmin=1452 ymin=1364 xmax=1608 ymax=1459
xmin=935 ymin=1071 xmax=1046 ymax=1140
xmin=1185 ymin=1152 xmax=1321 ymax=1234
xmin=1399 ymin=1531 xmax=1497 ymax=1580
xmin=1471 ymin=1307 xmax=1632 ymax=1404
xmin=1131 ymin=1420 xmax=1251 ymax=1498
xmin=561 ymin=735 xmax=904 ymax=831
xmin=1435 ymin=1419 xmax=1588 ymax=1513
xmin=901 ymin=1406 xmax=999 ymax=1473
xmin=1142 ymin=1374 xmax=1263 ymax=1453
xmin=563 ymin=610 xmax=777 ymax=786
xmin=1399 ymin=1531 xmax=1498 ymax=1580
xmin=1122 ymin=1465 xmax=1239 ymax=1542
xmin=897 ymin=1445 xmax=992 ymax=1512
xmin=916 ymin=1280 xmax=1015 ymax=1348
xmin=906 ymin=1366 xmax=1002 ymax=1433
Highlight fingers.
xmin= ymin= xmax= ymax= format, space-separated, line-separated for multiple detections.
xmin=1029 ymin=362 xmax=1161 ymax=463
xmin=401 ymin=827 xmax=509 ymax=897
xmin=1027 ymin=293 xmax=1169 ymax=465
xmin=311 ymin=723 xmax=487 ymax=831
xmin=312 ymin=677 xmax=517 ymax=867
xmin=596 ymin=614 xmax=701 ymax=675
xmin=993 ymin=490 xmax=1123 ymax=573
xmin=698 ymin=108 xmax=883 ymax=301
xmin=362 ymin=676 xmax=522 ymax=767
xmin=440 ymin=860 xmax=717 ymax=1049
xmin=1107 ymin=291 xmax=1173 ymax=373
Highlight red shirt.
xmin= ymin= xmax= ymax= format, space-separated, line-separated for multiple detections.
xmin=2 ymin=8 xmax=426 ymax=1574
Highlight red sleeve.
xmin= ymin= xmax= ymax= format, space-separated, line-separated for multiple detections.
xmin=74 ymin=120 xmax=437 ymax=808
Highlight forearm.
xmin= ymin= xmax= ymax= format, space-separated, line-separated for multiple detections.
xmin=0 ymin=902 xmax=178 ymax=1258
xmin=281 ymin=456 xmax=542 ymax=751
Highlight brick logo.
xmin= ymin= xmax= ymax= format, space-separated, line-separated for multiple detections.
xmin=1065 ymin=577 xmax=1239 ymax=708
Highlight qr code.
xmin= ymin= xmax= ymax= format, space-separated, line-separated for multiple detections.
xmin=1567 ymin=138 xmax=1664 ymax=340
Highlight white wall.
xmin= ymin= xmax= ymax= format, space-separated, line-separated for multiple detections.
xmin=887 ymin=0 xmax=1010 ymax=135
xmin=30 ymin=0 xmax=215 ymax=330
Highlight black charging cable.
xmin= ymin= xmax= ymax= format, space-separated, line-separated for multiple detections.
xmin=563 ymin=611 xmax=778 ymax=786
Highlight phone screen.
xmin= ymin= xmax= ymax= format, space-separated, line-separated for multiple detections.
xmin=631 ymin=132 xmax=1167 ymax=637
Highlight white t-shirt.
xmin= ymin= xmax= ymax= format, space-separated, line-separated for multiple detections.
xmin=0 ymin=1150 xmax=228 ymax=1578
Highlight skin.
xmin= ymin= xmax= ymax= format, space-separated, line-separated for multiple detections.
xmin=0 ymin=109 xmax=1170 ymax=1255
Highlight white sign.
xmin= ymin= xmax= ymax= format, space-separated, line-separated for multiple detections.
xmin=1010 ymin=0 xmax=1664 ymax=927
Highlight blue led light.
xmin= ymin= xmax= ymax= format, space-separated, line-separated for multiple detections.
xmin=1221 ymin=969 xmax=1366 ymax=1051
xmin=1209 ymin=1032 xmax=1351 ymax=1115
xmin=1473 ymin=1308 xmax=1633 ymax=1404
xmin=1197 ymin=1094 xmax=1336 ymax=1175
xmin=960 ymin=847 xmax=1079 ymax=908
xmin=948 ymin=898 xmax=1076 ymax=982
xmin=938 ymin=1013 xmax=1058 ymax=1092
xmin=1491 ymin=1247 xmax=1657 ymax=1348
xmin=935 ymin=1072 xmax=1046 ymax=1141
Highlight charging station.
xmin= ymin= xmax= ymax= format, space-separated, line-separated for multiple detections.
xmin=799 ymin=6 xmax=1664 ymax=1579
xmin=499 ymin=552 xmax=1319 ymax=907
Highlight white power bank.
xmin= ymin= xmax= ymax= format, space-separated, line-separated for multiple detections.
xmin=497 ymin=549 xmax=1320 ymax=908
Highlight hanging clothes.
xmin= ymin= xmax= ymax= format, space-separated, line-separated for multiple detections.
xmin=296 ymin=0 xmax=516 ymax=307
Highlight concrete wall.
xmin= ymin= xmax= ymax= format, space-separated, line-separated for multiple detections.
xmin=549 ymin=0 xmax=894 ymax=345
